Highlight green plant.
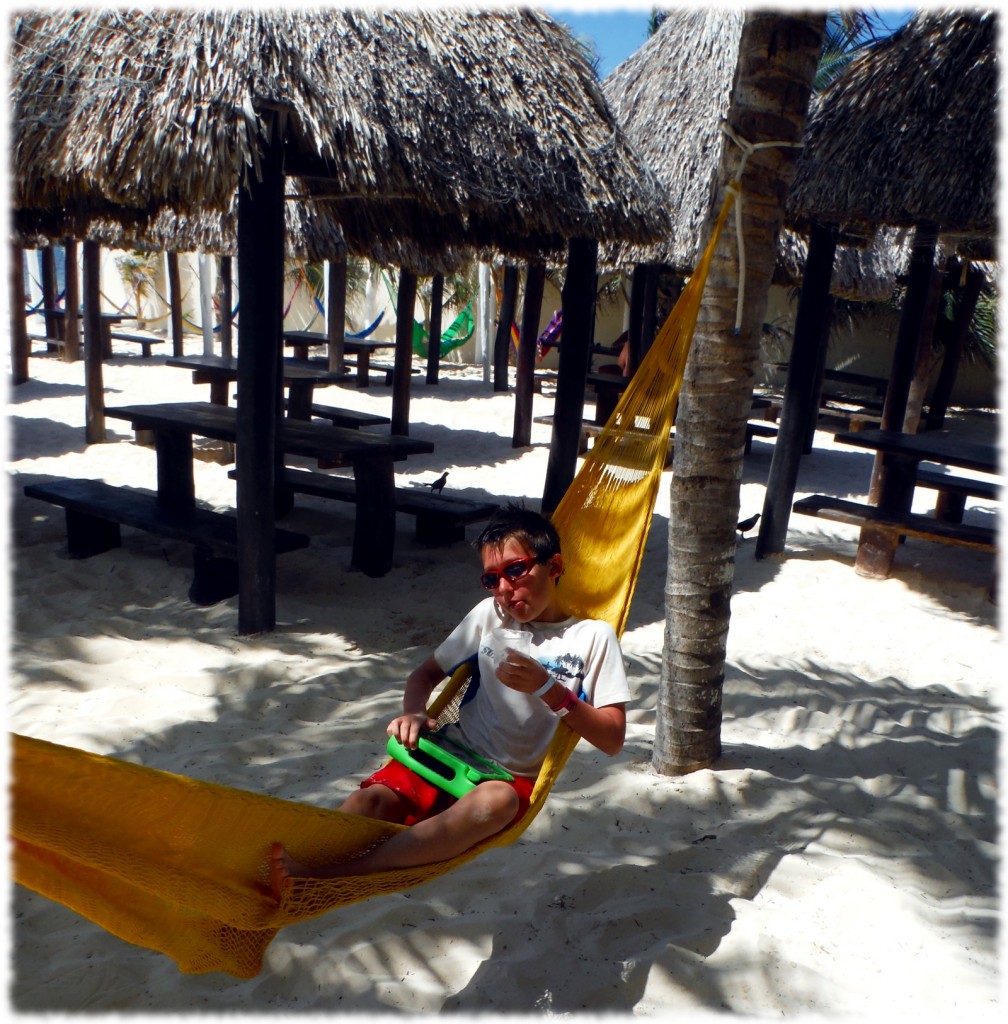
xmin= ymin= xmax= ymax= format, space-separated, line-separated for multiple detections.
xmin=115 ymin=250 xmax=160 ymax=326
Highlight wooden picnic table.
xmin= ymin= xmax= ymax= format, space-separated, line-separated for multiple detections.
xmin=105 ymin=401 xmax=433 ymax=577
xmin=793 ymin=428 xmax=1000 ymax=576
xmin=284 ymin=330 xmax=397 ymax=387
xmin=42 ymin=307 xmax=128 ymax=357
xmin=167 ymin=354 xmax=353 ymax=419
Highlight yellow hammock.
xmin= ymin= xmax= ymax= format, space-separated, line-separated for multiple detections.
xmin=12 ymin=192 xmax=736 ymax=979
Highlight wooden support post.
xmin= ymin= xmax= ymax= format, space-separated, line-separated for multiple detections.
xmin=926 ymin=263 xmax=984 ymax=431
xmin=426 ymin=273 xmax=444 ymax=385
xmin=493 ymin=265 xmax=517 ymax=393
xmin=236 ymin=120 xmax=284 ymax=636
xmin=756 ymin=222 xmax=837 ymax=558
xmin=803 ymin=300 xmax=833 ymax=453
xmin=641 ymin=264 xmax=659 ymax=359
xmin=626 ymin=264 xmax=647 ymax=377
xmin=855 ymin=224 xmax=938 ymax=579
xmin=391 ymin=268 xmax=418 ymax=436
xmin=327 ymin=257 xmax=347 ymax=373
xmin=542 ymin=238 xmax=597 ymax=515
xmin=10 ymin=243 xmax=30 ymax=385
xmin=167 ymin=252 xmax=185 ymax=358
xmin=40 ymin=246 xmax=59 ymax=350
xmin=219 ymin=256 xmax=234 ymax=359
xmin=82 ymin=240 xmax=105 ymax=444
xmin=903 ymin=261 xmax=948 ymax=433
xmin=63 ymin=239 xmax=81 ymax=361
xmin=513 ymin=260 xmax=544 ymax=448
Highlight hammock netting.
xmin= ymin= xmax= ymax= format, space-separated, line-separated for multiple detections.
xmin=12 ymin=193 xmax=735 ymax=978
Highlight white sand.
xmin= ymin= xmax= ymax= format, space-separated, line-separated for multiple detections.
xmin=5 ymin=339 xmax=1002 ymax=1016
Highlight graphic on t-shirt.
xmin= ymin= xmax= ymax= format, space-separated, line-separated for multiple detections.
xmin=479 ymin=644 xmax=586 ymax=696
xmin=541 ymin=653 xmax=585 ymax=694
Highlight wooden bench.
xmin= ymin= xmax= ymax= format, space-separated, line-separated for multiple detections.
xmin=343 ymin=360 xmax=420 ymax=386
xmin=24 ymin=478 xmax=310 ymax=605
xmin=277 ymin=400 xmax=391 ymax=430
xmin=915 ymin=468 xmax=1001 ymax=523
xmin=745 ymin=421 xmax=779 ymax=453
xmin=792 ymin=494 xmax=997 ymax=552
xmin=271 ymin=467 xmax=498 ymax=545
xmin=108 ymin=331 xmax=167 ymax=358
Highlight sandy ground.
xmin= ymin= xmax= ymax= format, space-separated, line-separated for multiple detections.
xmin=4 ymin=337 xmax=1002 ymax=1016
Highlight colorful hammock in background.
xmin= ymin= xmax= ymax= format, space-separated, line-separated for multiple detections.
xmin=412 ymin=302 xmax=475 ymax=359
xmin=11 ymin=189 xmax=737 ymax=979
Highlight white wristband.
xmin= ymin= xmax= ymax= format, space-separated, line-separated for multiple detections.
xmin=531 ymin=674 xmax=555 ymax=699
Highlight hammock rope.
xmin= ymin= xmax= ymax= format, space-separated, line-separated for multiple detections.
xmin=12 ymin=189 xmax=739 ymax=979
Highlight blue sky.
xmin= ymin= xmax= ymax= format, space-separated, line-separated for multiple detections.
xmin=543 ymin=6 xmax=918 ymax=81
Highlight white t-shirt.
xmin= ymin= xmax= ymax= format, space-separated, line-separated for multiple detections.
xmin=434 ymin=597 xmax=630 ymax=777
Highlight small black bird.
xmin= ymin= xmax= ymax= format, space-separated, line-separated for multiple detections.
xmin=736 ymin=512 xmax=761 ymax=539
xmin=428 ymin=471 xmax=449 ymax=495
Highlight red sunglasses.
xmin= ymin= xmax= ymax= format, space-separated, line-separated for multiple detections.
xmin=480 ymin=555 xmax=544 ymax=590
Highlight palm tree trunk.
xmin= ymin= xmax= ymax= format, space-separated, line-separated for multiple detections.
xmin=654 ymin=12 xmax=825 ymax=776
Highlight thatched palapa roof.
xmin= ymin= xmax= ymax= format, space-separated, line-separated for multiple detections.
xmin=786 ymin=10 xmax=997 ymax=255
xmin=600 ymin=9 xmax=746 ymax=272
xmin=10 ymin=8 xmax=670 ymax=265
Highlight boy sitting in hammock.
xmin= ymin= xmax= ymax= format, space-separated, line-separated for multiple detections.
xmin=270 ymin=504 xmax=629 ymax=892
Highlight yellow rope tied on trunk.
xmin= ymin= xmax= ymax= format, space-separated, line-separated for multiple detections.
xmin=11 ymin=194 xmax=737 ymax=979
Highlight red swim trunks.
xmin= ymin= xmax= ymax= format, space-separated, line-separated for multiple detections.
xmin=361 ymin=760 xmax=536 ymax=827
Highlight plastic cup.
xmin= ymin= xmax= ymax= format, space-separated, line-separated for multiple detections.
xmin=490 ymin=627 xmax=530 ymax=668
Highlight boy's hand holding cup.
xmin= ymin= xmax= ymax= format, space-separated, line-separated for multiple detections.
xmin=491 ymin=627 xmax=550 ymax=696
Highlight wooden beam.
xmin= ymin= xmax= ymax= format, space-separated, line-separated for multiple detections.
xmin=512 ymin=261 xmax=544 ymax=447
xmin=9 ymin=243 xmax=30 ymax=385
xmin=542 ymin=237 xmax=597 ymax=515
xmin=493 ymin=264 xmax=517 ymax=394
xmin=326 ymin=257 xmax=347 ymax=372
xmin=426 ymin=272 xmax=444 ymax=385
xmin=391 ymin=268 xmax=417 ymax=435
xmin=167 ymin=252 xmax=185 ymax=358
xmin=219 ymin=256 xmax=234 ymax=359
xmin=855 ymin=224 xmax=939 ymax=579
xmin=235 ymin=123 xmax=285 ymax=636
xmin=82 ymin=240 xmax=105 ymax=444
xmin=62 ymin=239 xmax=81 ymax=361
xmin=40 ymin=246 xmax=60 ymax=351
xmin=756 ymin=221 xmax=837 ymax=558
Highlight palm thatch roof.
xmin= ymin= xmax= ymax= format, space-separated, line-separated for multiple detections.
xmin=786 ymin=10 xmax=997 ymax=256
xmin=10 ymin=8 xmax=670 ymax=265
xmin=600 ymin=9 xmax=745 ymax=271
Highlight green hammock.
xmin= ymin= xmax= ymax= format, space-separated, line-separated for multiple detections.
xmin=412 ymin=303 xmax=475 ymax=359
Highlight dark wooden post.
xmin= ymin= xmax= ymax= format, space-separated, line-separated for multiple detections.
xmin=513 ymin=261 xmax=545 ymax=448
xmin=626 ymin=264 xmax=646 ymax=376
xmin=391 ymin=268 xmax=418 ymax=436
xmin=219 ymin=255 xmax=234 ymax=359
xmin=903 ymin=261 xmax=948 ymax=433
xmin=167 ymin=252 xmax=185 ymax=357
xmin=756 ymin=222 xmax=837 ymax=558
xmin=493 ymin=265 xmax=518 ymax=393
xmin=641 ymin=264 xmax=660 ymax=359
xmin=9 ymin=243 xmax=30 ymax=385
xmin=82 ymin=240 xmax=106 ymax=444
xmin=327 ymin=257 xmax=347 ymax=373
xmin=40 ymin=246 xmax=59 ymax=351
xmin=803 ymin=300 xmax=833 ymax=453
xmin=63 ymin=239 xmax=81 ymax=361
xmin=235 ymin=121 xmax=285 ymax=636
xmin=926 ymin=263 xmax=984 ymax=431
xmin=855 ymin=224 xmax=938 ymax=579
xmin=426 ymin=273 xmax=444 ymax=385
xmin=542 ymin=238 xmax=597 ymax=514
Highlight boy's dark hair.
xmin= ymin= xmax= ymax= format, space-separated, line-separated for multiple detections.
xmin=473 ymin=502 xmax=561 ymax=560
